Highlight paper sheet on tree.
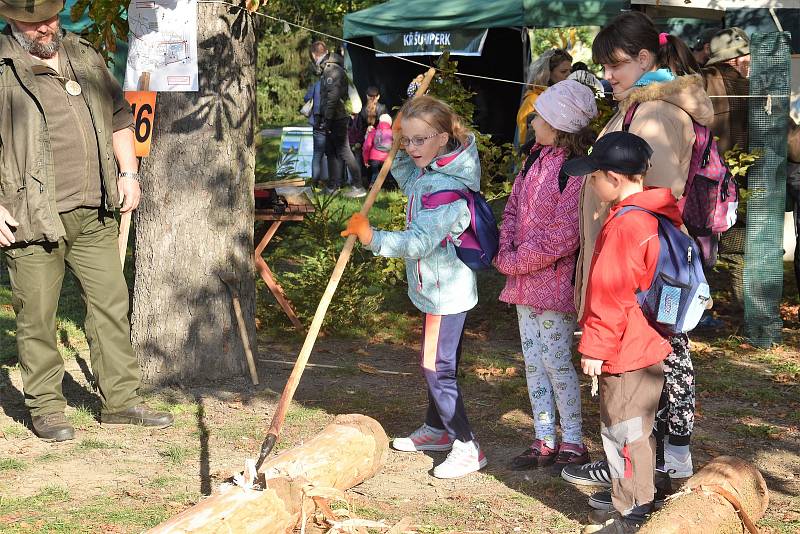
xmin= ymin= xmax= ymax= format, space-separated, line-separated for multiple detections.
xmin=124 ymin=0 xmax=199 ymax=92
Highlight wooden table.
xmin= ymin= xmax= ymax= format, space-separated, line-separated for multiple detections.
xmin=255 ymin=203 xmax=314 ymax=333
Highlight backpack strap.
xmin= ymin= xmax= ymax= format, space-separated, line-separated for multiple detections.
xmin=559 ymin=158 xmax=577 ymax=194
xmin=621 ymin=102 xmax=640 ymax=132
xmin=522 ymin=147 xmax=543 ymax=178
xmin=420 ymin=189 xmax=474 ymax=246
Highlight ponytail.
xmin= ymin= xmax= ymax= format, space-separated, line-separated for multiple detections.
xmin=658 ymin=34 xmax=701 ymax=75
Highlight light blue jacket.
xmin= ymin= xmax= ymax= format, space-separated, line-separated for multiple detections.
xmin=366 ymin=135 xmax=480 ymax=315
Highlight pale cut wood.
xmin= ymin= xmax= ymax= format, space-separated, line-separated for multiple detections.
xmin=639 ymin=456 xmax=768 ymax=534
xmin=146 ymin=414 xmax=388 ymax=533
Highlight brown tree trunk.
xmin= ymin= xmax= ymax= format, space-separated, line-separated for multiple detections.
xmin=640 ymin=456 xmax=769 ymax=534
xmin=132 ymin=3 xmax=257 ymax=383
xmin=146 ymin=414 xmax=389 ymax=533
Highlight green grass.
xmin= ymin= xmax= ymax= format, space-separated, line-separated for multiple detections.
xmin=157 ymin=445 xmax=194 ymax=466
xmin=730 ymin=423 xmax=783 ymax=440
xmin=1 ymin=424 xmax=28 ymax=438
xmin=0 ymin=493 xmax=172 ymax=533
xmin=0 ymin=458 xmax=26 ymax=471
xmin=35 ymin=452 xmax=62 ymax=463
xmin=75 ymin=438 xmax=120 ymax=451
xmin=148 ymin=399 xmax=200 ymax=416
xmin=66 ymin=405 xmax=96 ymax=429
xmin=147 ymin=475 xmax=184 ymax=489
xmin=214 ymin=416 xmax=263 ymax=443
xmin=284 ymin=404 xmax=326 ymax=425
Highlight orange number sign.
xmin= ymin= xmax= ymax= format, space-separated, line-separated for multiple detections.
xmin=124 ymin=91 xmax=157 ymax=157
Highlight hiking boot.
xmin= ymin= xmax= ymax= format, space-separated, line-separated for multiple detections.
xmin=555 ymin=442 xmax=590 ymax=466
xmin=432 ymin=439 xmax=487 ymax=479
xmin=664 ymin=448 xmax=693 ymax=478
xmin=583 ymin=511 xmax=644 ymax=533
xmin=561 ymin=459 xmax=612 ymax=487
xmin=102 ymin=404 xmax=174 ymax=428
xmin=392 ymin=424 xmax=453 ymax=452
xmin=31 ymin=412 xmax=75 ymax=442
xmin=510 ymin=439 xmax=557 ymax=470
xmin=588 ymin=490 xmax=665 ymax=512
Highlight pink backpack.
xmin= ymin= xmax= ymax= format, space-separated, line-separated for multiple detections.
xmin=623 ymin=103 xmax=738 ymax=267
xmin=374 ymin=127 xmax=393 ymax=152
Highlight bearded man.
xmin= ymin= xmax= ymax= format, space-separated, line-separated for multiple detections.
xmin=0 ymin=0 xmax=172 ymax=441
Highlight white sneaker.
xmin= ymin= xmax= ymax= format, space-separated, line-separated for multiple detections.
xmin=664 ymin=448 xmax=693 ymax=478
xmin=432 ymin=439 xmax=487 ymax=479
xmin=343 ymin=186 xmax=367 ymax=198
xmin=392 ymin=424 xmax=454 ymax=452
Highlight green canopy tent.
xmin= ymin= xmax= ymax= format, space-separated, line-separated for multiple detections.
xmin=342 ymin=0 xmax=628 ymax=143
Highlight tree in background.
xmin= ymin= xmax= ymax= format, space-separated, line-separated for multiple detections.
xmin=70 ymin=0 xmax=383 ymax=383
xmin=529 ymin=26 xmax=599 ymax=70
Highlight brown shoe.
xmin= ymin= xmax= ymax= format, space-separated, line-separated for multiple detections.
xmin=102 ymin=404 xmax=173 ymax=428
xmin=31 ymin=412 xmax=75 ymax=442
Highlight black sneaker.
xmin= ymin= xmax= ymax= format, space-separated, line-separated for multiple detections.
xmin=561 ymin=459 xmax=612 ymax=487
xmin=588 ymin=490 xmax=665 ymax=511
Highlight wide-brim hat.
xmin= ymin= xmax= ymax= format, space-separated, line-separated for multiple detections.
xmin=0 ymin=0 xmax=64 ymax=23
xmin=706 ymin=27 xmax=750 ymax=65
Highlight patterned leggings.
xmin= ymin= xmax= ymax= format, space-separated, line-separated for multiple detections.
xmin=516 ymin=306 xmax=583 ymax=446
xmin=655 ymin=334 xmax=695 ymax=451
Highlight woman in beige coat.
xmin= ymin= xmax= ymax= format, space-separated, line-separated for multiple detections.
xmin=565 ymin=10 xmax=714 ymax=525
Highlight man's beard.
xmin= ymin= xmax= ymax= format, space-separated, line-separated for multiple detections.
xmin=11 ymin=22 xmax=63 ymax=59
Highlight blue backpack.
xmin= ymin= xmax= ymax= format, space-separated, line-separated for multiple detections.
xmin=615 ymin=206 xmax=711 ymax=335
xmin=421 ymin=189 xmax=499 ymax=270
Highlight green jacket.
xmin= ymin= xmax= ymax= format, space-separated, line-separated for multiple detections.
xmin=0 ymin=30 xmax=123 ymax=245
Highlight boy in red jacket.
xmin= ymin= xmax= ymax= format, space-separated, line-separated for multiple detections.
xmin=563 ymin=131 xmax=680 ymax=534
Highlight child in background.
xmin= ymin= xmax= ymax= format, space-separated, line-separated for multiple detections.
xmin=562 ymin=131 xmax=675 ymax=533
xmin=341 ymin=96 xmax=485 ymax=479
xmin=494 ymin=80 xmax=597 ymax=470
xmin=362 ymin=114 xmax=395 ymax=188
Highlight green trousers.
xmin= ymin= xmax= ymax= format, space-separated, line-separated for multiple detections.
xmin=4 ymin=208 xmax=141 ymax=417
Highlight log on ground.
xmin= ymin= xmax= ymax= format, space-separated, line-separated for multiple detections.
xmin=639 ymin=455 xmax=768 ymax=534
xmin=146 ymin=414 xmax=388 ymax=534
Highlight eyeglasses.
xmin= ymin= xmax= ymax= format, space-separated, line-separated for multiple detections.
xmin=399 ymin=133 xmax=441 ymax=147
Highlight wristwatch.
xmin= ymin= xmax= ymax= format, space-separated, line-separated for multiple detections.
xmin=119 ymin=171 xmax=140 ymax=181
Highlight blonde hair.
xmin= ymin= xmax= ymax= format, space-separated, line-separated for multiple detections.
xmin=399 ymin=95 xmax=470 ymax=152
xmin=526 ymin=49 xmax=573 ymax=87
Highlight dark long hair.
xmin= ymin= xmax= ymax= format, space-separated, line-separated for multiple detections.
xmin=592 ymin=11 xmax=699 ymax=75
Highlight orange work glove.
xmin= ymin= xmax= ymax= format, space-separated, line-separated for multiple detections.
xmin=340 ymin=212 xmax=373 ymax=245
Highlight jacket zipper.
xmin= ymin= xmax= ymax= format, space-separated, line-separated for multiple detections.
xmin=406 ymin=193 xmax=423 ymax=290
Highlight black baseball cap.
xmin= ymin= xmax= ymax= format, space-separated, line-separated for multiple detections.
xmin=563 ymin=131 xmax=653 ymax=176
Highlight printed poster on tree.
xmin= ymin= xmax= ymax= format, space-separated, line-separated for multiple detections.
xmin=124 ymin=0 xmax=199 ymax=92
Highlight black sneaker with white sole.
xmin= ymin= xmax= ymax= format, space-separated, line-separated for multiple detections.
xmin=588 ymin=469 xmax=672 ymax=511
xmin=561 ymin=459 xmax=612 ymax=487
xmin=588 ymin=490 xmax=665 ymax=511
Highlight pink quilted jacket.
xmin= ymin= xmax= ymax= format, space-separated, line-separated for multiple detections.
xmin=495 ymin=145 xmax=583 ymax=313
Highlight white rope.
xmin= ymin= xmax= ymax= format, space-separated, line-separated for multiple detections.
xmin=197 ymin=0 xmax=793 ymax=99
xmin=197 ymin=0 xmax=530 ymax=86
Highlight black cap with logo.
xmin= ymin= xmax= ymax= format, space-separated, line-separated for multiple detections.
xmin=563 ymin=131 xmax=653 ymax=176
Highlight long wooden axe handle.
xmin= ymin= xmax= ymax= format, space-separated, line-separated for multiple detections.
xmin=254 ymin=68 xmax=437 ymax=470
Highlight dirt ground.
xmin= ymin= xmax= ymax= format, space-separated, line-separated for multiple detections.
xmin=1 ymin=311 xmax=799 ymax=533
